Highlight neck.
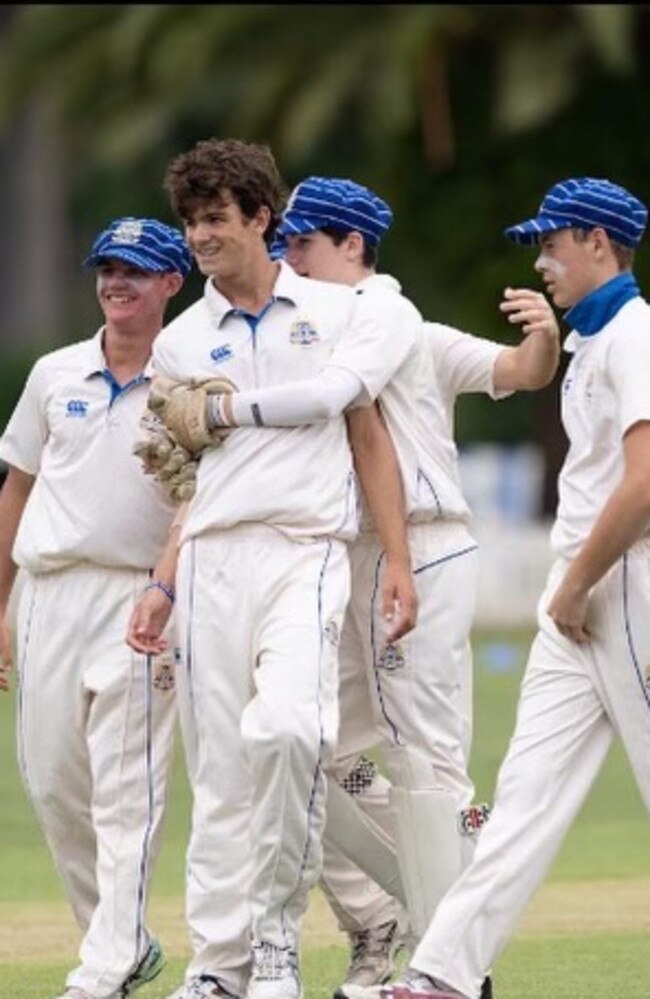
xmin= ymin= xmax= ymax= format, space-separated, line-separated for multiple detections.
xmin=356 ymin=265 xmax=375 ymax=284
xmin=564 ymin=271 xmax=639 ymax=337
xmin=214 ymin=256 xmax=280 ymax=314
xmin=102 ymin=322 xmax=157 ymax=380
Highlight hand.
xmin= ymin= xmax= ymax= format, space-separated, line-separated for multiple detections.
xmin=381 ymin=557 xmax=418 ymax=644
xmin=148 ymin=376 xmax=237 ymax=454
xmin=0 ymin=617 xmax=13 ymax=692
xmin=499 ymin=287 xmax=560 ymax=340
xmin=547 ymin=579 xmax=591 ymax=643
xmin=126 ymin=589 xmax=173 ymax=655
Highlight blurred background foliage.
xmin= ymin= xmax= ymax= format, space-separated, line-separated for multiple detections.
xmin=1 ymin=3 xmax=649 ymax=510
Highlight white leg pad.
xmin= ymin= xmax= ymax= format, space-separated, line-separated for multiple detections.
xmin=389 ymin=785 xmax=463 ymax=940
xmin=325 ymin=777 xmax=407 ymax=907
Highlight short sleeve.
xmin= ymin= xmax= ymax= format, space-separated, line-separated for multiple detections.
xmin=326 ymin=289 xmax=420 ymax=403
xmin=609 ymin=323 xmax=650 ymax=436
xmin=0 ymin=359 xmax=50 ymax=474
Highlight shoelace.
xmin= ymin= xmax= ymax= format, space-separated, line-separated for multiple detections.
xmin=350 ymin=920 xmax=398 ymax=966
xmin=252 ymin=943 xmax=298 ymax=981
xmin=187 ymin=977 xmax=237 ymax=999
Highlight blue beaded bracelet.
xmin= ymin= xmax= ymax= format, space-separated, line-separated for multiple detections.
xmin=144 ymin=580 xmax=176 ymax=604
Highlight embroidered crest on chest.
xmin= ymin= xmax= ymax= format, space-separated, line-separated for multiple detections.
xmin=289 ymin=318 xmax=320 ymax=346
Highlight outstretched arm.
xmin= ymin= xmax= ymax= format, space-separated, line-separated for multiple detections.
xmin=0 ymin=466 xmax=35 ymax=688
xmin=494 ymin=287 xmax=561 ymax=392
xmin=346 ymin=404 xmax=417 ymax=644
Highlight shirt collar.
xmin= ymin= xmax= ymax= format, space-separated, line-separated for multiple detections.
xmin=81 ymin=327 xmax=155 ymax=380
xmin=205 ymin=259 xmax=299 ymax=326
xmin=563 ymin=272 xmax=640 ymax=338
xmin=81 ymin=328 xmax=109 ymax=378
xmin=355 ymin=272 xmax=402 ymax=295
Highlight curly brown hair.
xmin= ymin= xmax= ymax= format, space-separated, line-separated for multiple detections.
xmin=164 ymin=138 xmax=288 ymax=245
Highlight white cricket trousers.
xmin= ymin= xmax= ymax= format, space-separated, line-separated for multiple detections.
xmin=16 ymin=565 xmax=177 ymax=998
xmin=321 ymin=521 xmax=478 ymax=929
xmin=412 ymin=545 xmax=650 ymax=999
xmin=175 ymin=526 xmax=350 ymax=994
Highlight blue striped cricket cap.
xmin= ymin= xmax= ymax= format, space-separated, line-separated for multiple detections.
xmin=504 ymin=178 xmax=648 ymax=248
xmin=275 ymin=176 xmax=393 ymax=247
xmin=84 ymin=217 xmax=193 ymax=276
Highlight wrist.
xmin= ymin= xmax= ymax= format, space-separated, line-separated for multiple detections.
xmin=562 ymin=566 xmax=591 ymax=597
xmin=384 ymin=551 xmax=412 ymax=572
xmin=143 ymin=579 xmax=175 ymax=604
xmin=206 ymin=393 xmax=237 ymax=429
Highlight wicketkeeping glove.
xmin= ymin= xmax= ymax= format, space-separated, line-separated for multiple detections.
xmin=148 ymin=376 xmax=237 ymax=454
xmin=133 ymin=413 xmax=199 ymax=503
xmin=133 ymin=421 xmax=176 ymax=476
xmin=166 ymin=458 xmax=199 ymax=503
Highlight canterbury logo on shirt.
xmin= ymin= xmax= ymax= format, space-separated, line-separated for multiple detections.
xmin=289 ymin=319 xmax=320 ymax=345
xmin=66 ymin=399 xmax=89 ymax=417
xmin=210 ymin=344 xmax=234 ymax=363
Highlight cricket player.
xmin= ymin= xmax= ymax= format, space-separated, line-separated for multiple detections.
xmin=225 ymin=176 xmax=560 ymax=999
xmin=0 ymin=217 xmax=192 ymax=999
xmin=379 ymin=177 xmax=650 ymax=999
xmin=127 ymin=138 xmax=422 ymax=999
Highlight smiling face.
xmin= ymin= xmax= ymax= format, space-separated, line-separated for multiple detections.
xmin=96 ymin=260 xmax=181 ymax=329
xmin=182 ymin=191 xmax=270 ymax=284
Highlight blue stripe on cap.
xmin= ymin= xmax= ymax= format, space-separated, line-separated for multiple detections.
xmin=504 ymin=177 xmax=648 ymax=248
xmin=277 ymin=176 xmax=393 ymax=245
xmin=83 ymin=217 xmax=193 ymax=276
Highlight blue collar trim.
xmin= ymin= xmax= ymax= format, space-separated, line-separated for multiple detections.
xmin=100 ymin=368 xmax=147 ymax=405
xmin=564 ymin=273 xmax=640 ymax=337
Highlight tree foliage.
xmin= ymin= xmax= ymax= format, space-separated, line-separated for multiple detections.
xmin=1 ymin=3 xmax=650 ymax=506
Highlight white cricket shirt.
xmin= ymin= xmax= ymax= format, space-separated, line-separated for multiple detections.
xmin=153 ymin=261 xmax=416 ymax=543
xmin=551 ymin=296 xmax=650 ymax=558
xmin=354 ymin=275 xmax=505 ymax=525
xmin=0 ymin=331 xmax=177 ymax=573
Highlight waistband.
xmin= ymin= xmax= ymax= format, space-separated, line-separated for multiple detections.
xmin=356 ymin=518 xmax=475 ymax=549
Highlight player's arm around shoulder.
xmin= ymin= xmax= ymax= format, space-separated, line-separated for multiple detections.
xmin=0 ymin=466 xmax=35 ymax=686
xmin=493 ymin=287 xmax=561 ymax=392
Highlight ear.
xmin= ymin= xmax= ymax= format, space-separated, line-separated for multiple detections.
xmin=344 ymin=231 xmax=365 ymax=262
xmin=589 ymin=226 xmax=611 ymax=259
xmin=163 ymin=272 xmax=185 ymax=298
xmin=254 ymin=205 xmax=272 ymax=237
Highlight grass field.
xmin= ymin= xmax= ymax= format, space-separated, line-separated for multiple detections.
xmin=2 ymin=628 xmax=650 ymax=999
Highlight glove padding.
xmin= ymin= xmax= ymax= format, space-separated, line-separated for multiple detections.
xmin=148 ymin=376 xmax=237 ymax=454
xmin=133 ymin=413 xmax=199 ymax=503
xmin=166 ymin=457 xmax=199 ymax=503
xmin=133 ymin=422 xmax=176 ymax=476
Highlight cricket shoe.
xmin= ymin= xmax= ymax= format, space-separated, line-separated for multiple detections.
xmin=479 ymin=977 xmax=493 ymax=999
xmin=173 ymin=976 xmax=242 ymax=999
xmin=54 ymin=943 xmax=165 ymax=999
xmin=121 ymin=937 xmax=165 ymax=996
xmin=334 ymin=917 xmax=406 ymax=999
xmin=380 ymin=969 xmax=468 ymax=999
xmin=246 ymin=942 xmax=302 ymax=999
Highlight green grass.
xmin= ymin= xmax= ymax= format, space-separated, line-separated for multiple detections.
xmin=2 ymin=627 xmax=650 ymax=998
